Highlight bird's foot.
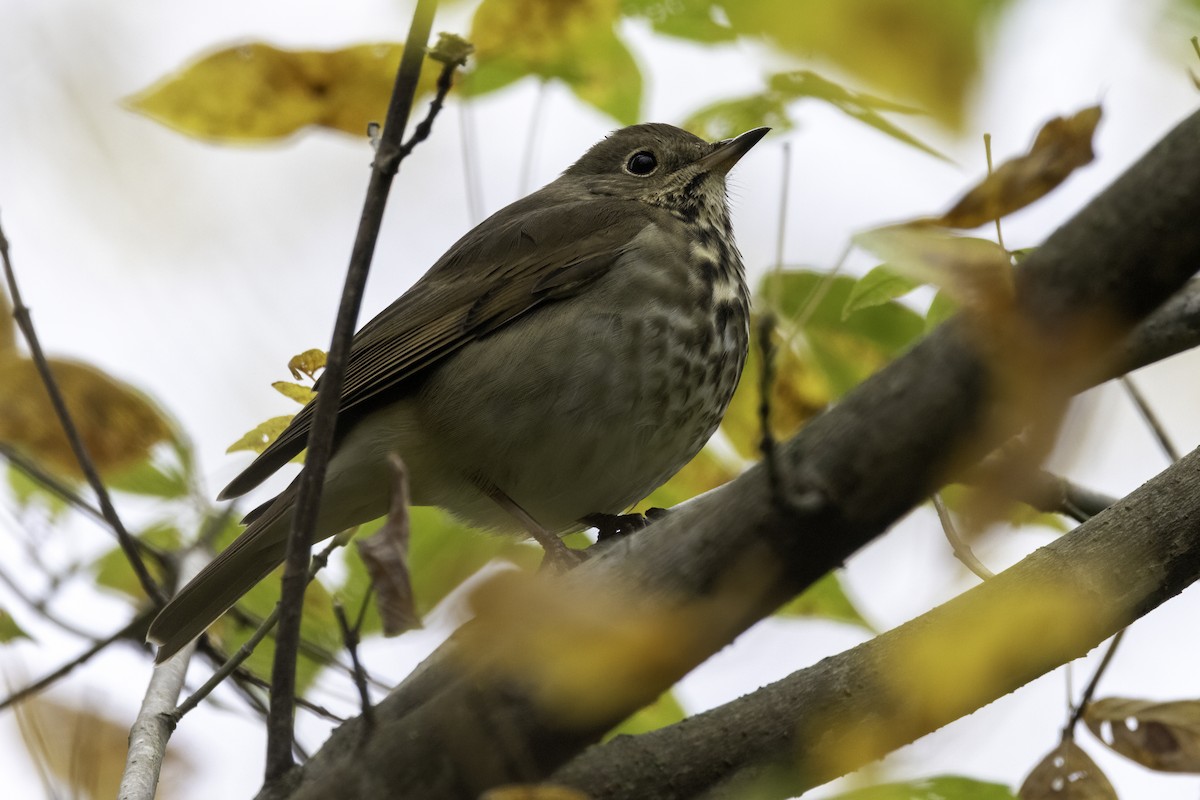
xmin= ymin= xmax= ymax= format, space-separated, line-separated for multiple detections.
xmin=538 ymin=535 xmax=586 ymax=573
xmin=583 ymin=508 xmax=669 ymax=543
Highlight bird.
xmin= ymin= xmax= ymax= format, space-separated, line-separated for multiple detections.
xmin=148 ymin=122 xmax=769 ymax=662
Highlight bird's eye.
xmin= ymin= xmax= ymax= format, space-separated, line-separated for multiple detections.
xmin=625 ymin=150 xmax=658 ymax=176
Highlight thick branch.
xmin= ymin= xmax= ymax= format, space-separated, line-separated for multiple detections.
xmin=277 ymin=108 xmax=1200 ymax=799
xmin=554 ymin=445 xmax=1200 ymax=798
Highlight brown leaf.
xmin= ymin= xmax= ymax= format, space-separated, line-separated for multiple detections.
xmin=0 ymin=355 xmax=172 ymax=479
xmin=1019 ymin=738 xmax=1117 ymax=799
xmin=1085 ymin=697 xmax=1200 ymax=772
xmin=938 ymin=106 xmax=1102 ymax=229
xmin=14 ymin=696 xmax=191 ymax=800
xmin=355 ymin=454 xmax=420 ymax=635
xmin=288 ymin=348 xmax=326 ymax=381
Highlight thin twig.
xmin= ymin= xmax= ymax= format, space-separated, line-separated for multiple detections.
xmin=179 ymin=536 xmax=345 ymax=722
xmin=264 ymin=0 xmax=445 ymax=781
xmin=458 ymin=101 xmax=484 ymax=225
xmin=0 ymin=562 xmax=99 ymax=640
xmin=333 ymin=602 xmax=375 ymax=733
xmin=1064 ymin=628 xmax=1127 ymax=735
xmin=983 ymin=133 xmax=1007 ymax=253
xmin=0 ymin=443 xmax=105 ymax=524
xmin=519 ymin=80 xmax=548 ymax=196
xmin=0 ymin=216 xmax=165 ymax=606
xmin=931 ymin=493 xmax=995 ymax=580
xmin=1120 ymin=374 xmax=1181 ymax=462
xmin=757 ymin=315 xmax=784 ymax=505
xmin=0 ymin=609 xmax=153 ymax=712
xmin=769 ymin=142 xmax=792 ymax=313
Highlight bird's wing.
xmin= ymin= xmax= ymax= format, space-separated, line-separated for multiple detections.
xmin=219 ymin=196 xmax=654 ymax=500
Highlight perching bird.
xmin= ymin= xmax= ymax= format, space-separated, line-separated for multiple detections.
xmin=148 ymin=122 xmax=768 ymax=662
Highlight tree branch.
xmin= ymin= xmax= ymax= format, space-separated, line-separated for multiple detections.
xmin=267 ymin=108 xmax=1200 ymax=799
xmin=555 ymin=444 xmax=1200 ymax=798
xmin=264 ymin=0 xmax=441 ymax=780
xmin=0 ymin=217 xmax=165 ymax=605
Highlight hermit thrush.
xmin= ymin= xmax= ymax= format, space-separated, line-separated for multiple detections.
xmin=149 ymin=123 xmax=768 ymax=661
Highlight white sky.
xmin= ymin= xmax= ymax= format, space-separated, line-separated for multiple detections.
xmin=1 ymin=0 xmax=1200 ymax=797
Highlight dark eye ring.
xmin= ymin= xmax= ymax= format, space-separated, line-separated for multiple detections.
xmin=625 ymin=150 xmax=658 ymax=176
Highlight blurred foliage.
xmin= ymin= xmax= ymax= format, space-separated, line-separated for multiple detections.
xmin=0 ymin=356 xmax=174 ymax=480
xmin=0 ymin=608 xmax=30 ymax=642
xmin=777 ymin=572 xmax=873 ymax=632
xmin=93 ymin=522 xmax=180 ymax=600
xmin=130 ymin=0 xmax=1022 ymax=141
xmin=828 ymin=776 xmax=1017 ymax=799
xmin=685 ymin=70 xmax=947 ymax=160
xmin=14 ymin=696 xmax=192 ymax=800
xmin=606 ymin=690 xmax=687 ymax=738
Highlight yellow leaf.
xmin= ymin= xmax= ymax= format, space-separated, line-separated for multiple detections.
xmin=0 ymin=355 xmax=172 ymax=479
xmin=1085 ymin=697 xmax=1200 ymax=772
xmin=288 ymin=348 xmax=326 ymax=381
xmin=1019 ymin=739 xmax=1116 ymax=799
xmin=938 ymin=106 xmax=1102 ymax=229
xmin=724 ymin=0 xmax=1005 ymax=130
xmin=467 ymin=0 xmax=641 ymax=124
xmin=272 ymin=381 xmax=315 ymax=405
xmin=226 ymin=415 xmax=294 ymax=454
xmin=127 ymin=42 xmax=439 ymax=141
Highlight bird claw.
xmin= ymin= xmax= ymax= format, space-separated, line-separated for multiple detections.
xmin=583 ymin=509 xmax=668 ymax=543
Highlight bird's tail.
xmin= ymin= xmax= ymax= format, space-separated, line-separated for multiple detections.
xmin=148 ymin=488 xmax=295 ymax=663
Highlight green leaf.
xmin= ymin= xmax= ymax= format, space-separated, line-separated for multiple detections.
xmin=925 ymin=289 xmax=959 ymax=331
xmin=467 ymin=0 xmax=642 ymax=124
xmin=827 ymin=775 xmax=1016 ymax=800
xmin=621 ymin=0 xmax=737 ymax=43
xmin=773 ymin=270 xmax=926 ymax=397
xmin=0 ymin=609 xmax=31 ymax=643
xmin=843 ymin=266 xmax=923 ymax=319
xmin=606 ymin=691 xmax=686 ymax=739
xmin=642 ymin=446 xmax=740 ymax=510
xmin=227 ymin=415 xmax=294 ymax=455
xmin=5 ymin=462 xmax=70 ymax=517
xmin=106 ymin=446 xmax=190 ymax=500
xmin=127 ymin=43 xmax=441 ymax=141
xmin=682 ymin=93 xmax=793 ymax=143
xmin=93 ymin=523 xmax=181 ymax=600
xmin=777 ymin=571 xmax=873 ymax=631
xmin=338 ymin=507 xmax=541 ymax=636
xmin=769 ymin=70 xmax=948 ymax=161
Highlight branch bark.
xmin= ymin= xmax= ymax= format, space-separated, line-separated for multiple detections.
xmin=553 ymin=444 xmax=1200 ymax=798
xmin=269 ymin=108 xmax=1200 ymax=799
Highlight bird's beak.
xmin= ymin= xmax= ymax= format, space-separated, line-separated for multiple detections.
xmin=696 ymin=127 xmax=770 ymax=174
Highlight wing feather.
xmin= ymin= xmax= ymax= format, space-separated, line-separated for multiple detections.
xmin=219 ymin=195 xmax=654 ymax=500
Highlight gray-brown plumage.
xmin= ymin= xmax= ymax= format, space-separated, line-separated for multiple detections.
xmin=148 ymin=123 xmax=767 ymax=662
